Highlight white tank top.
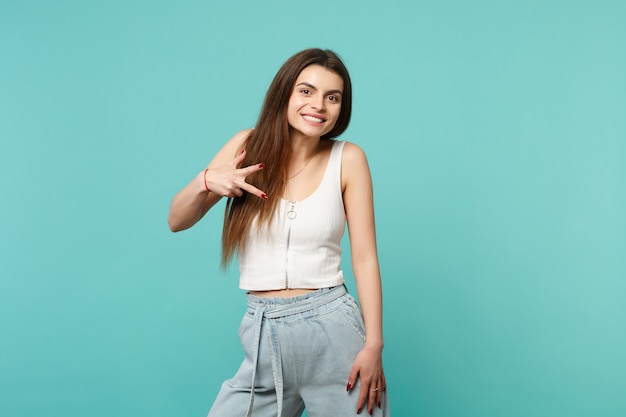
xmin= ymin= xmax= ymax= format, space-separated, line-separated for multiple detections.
xmin=238 ymin=140 xmax=346 ymax=290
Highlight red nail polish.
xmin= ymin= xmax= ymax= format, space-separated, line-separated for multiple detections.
xmin=377 ymin=401 xmax=381 ymax=408
xmin=346 ymin=383 xmax=352 ymax=391
xmin=369 ymin=410 xmax=373 ymax=416
xmin=356 ymin=410 xmax=361 ymax=415
xmin=258 ymin=163 xmax=265 ymax=168
xmin=261 ymin=194 xmax=268 ymax=200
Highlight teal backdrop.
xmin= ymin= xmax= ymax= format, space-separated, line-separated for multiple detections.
xmin=1 ymin=0 xmax=625 ymax=416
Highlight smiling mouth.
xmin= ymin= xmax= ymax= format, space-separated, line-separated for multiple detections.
xmin=302 ymin=114 xmax=326 ymax=123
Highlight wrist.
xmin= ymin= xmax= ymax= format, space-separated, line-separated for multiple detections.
xmin=203 ymin=168 xmax=211 ymax=192
xmin=197 ymin=169 xmax=210 ymax=194
xmin=364 ymin=338 xmax=384 ymax=352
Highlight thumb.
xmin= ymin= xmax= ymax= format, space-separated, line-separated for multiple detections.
xmin=232 ymin=148 xmax=246 ymax=167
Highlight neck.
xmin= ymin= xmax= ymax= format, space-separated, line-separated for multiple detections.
xmin=290 ymin=133 xmax=321 ymax=162
xmin=285 ymin=136 xmax=321 ymax=180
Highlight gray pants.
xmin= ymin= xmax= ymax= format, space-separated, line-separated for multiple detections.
xmin=207 ymin=285 xmax=390 ymax=417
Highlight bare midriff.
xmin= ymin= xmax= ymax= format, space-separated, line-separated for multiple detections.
xmin=249 ymin=288 xmax=318 ymax=298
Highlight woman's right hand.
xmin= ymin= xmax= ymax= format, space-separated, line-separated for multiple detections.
xmin=204 ymin=149 xmax=267 ymax=200
xmin=168 ymin=129 xmax=263 ymax=232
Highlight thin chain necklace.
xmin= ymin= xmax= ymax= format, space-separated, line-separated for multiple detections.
xmin=285 ymin=147 xmax=318 ymax=180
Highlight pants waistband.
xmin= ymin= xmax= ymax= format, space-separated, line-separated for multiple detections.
xmin=246 ymin=285 xmax=347 ymax=318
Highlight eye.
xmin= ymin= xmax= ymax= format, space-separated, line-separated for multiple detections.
xmin=300 ymin=88 xmax=311 ymax=95
xmin=327 ymin=95 xmax=341 ymax=103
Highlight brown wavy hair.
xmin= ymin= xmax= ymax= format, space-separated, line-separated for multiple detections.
xmin=221 ymin=48 xmax=352 ymax=266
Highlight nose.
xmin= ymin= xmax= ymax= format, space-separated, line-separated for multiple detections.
xmin=310 ymin=96 xmax=325 ymax=111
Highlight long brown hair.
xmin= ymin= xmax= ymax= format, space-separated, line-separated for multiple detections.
xmin=221 ymin=48 xmax=352 ymax=266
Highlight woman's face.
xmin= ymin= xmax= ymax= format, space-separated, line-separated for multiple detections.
xmin=287 ymin=65 xmax=344 ymax=139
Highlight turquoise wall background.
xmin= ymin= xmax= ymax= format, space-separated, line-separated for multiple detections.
xmin=1 ymin=0 xmax=625 ymax=416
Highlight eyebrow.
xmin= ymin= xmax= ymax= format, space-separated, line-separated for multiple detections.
xmin=296 ymin=82 xmax=343 ymax=96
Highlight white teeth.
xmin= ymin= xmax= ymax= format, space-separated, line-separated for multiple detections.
xmin=303 ymin=115 xmax=323 ymax=123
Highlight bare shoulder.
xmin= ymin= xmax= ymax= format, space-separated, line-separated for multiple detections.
xmin=342 ymin=141 xmax=369 ymax=169
xmin=225 ymin=128 xmax=253 ymax=154
xmin=341 ymin=141 xmax=371 ymax=190
xmin=208 ymin=129 xmax=253 ymax=168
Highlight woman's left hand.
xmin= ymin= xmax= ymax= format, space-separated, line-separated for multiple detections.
xmin=347 ymin=344 xmax=386 ymax=415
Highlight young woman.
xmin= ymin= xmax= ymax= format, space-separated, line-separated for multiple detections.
xmin=168 ymin=48 xmax=390 ymax=417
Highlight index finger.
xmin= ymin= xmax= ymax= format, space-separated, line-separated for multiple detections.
xmin=238 ymin=162 xmax=265 ymax=177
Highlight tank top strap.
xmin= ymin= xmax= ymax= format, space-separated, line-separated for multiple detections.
xmin=326 ymin=140 xmax=346 ymax=190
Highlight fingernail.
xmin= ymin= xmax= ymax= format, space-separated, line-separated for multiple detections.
xmin=356 ymin=410 xmax=361 ymax=415
xmin=346 ymin=383 xmax=352 ymax=391
xmin=261 ymin=194 xmax=268 ymax=200
xmin=369 ymin=410 xmax=373 ymax=416
xmin=258 ymin=163 xmax=265 ymax=168
xmin=377 ymin=401 xmax=381 ymax=408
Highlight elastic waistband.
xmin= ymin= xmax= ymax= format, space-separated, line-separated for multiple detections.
xmin=246 ymin=285 xmax=347 ymax=319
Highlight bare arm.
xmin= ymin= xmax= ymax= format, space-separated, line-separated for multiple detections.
xmin=342 ymin=142 xmax=386 ymax=415
xmin=167 ymin=129 xmax=266 ymax=232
